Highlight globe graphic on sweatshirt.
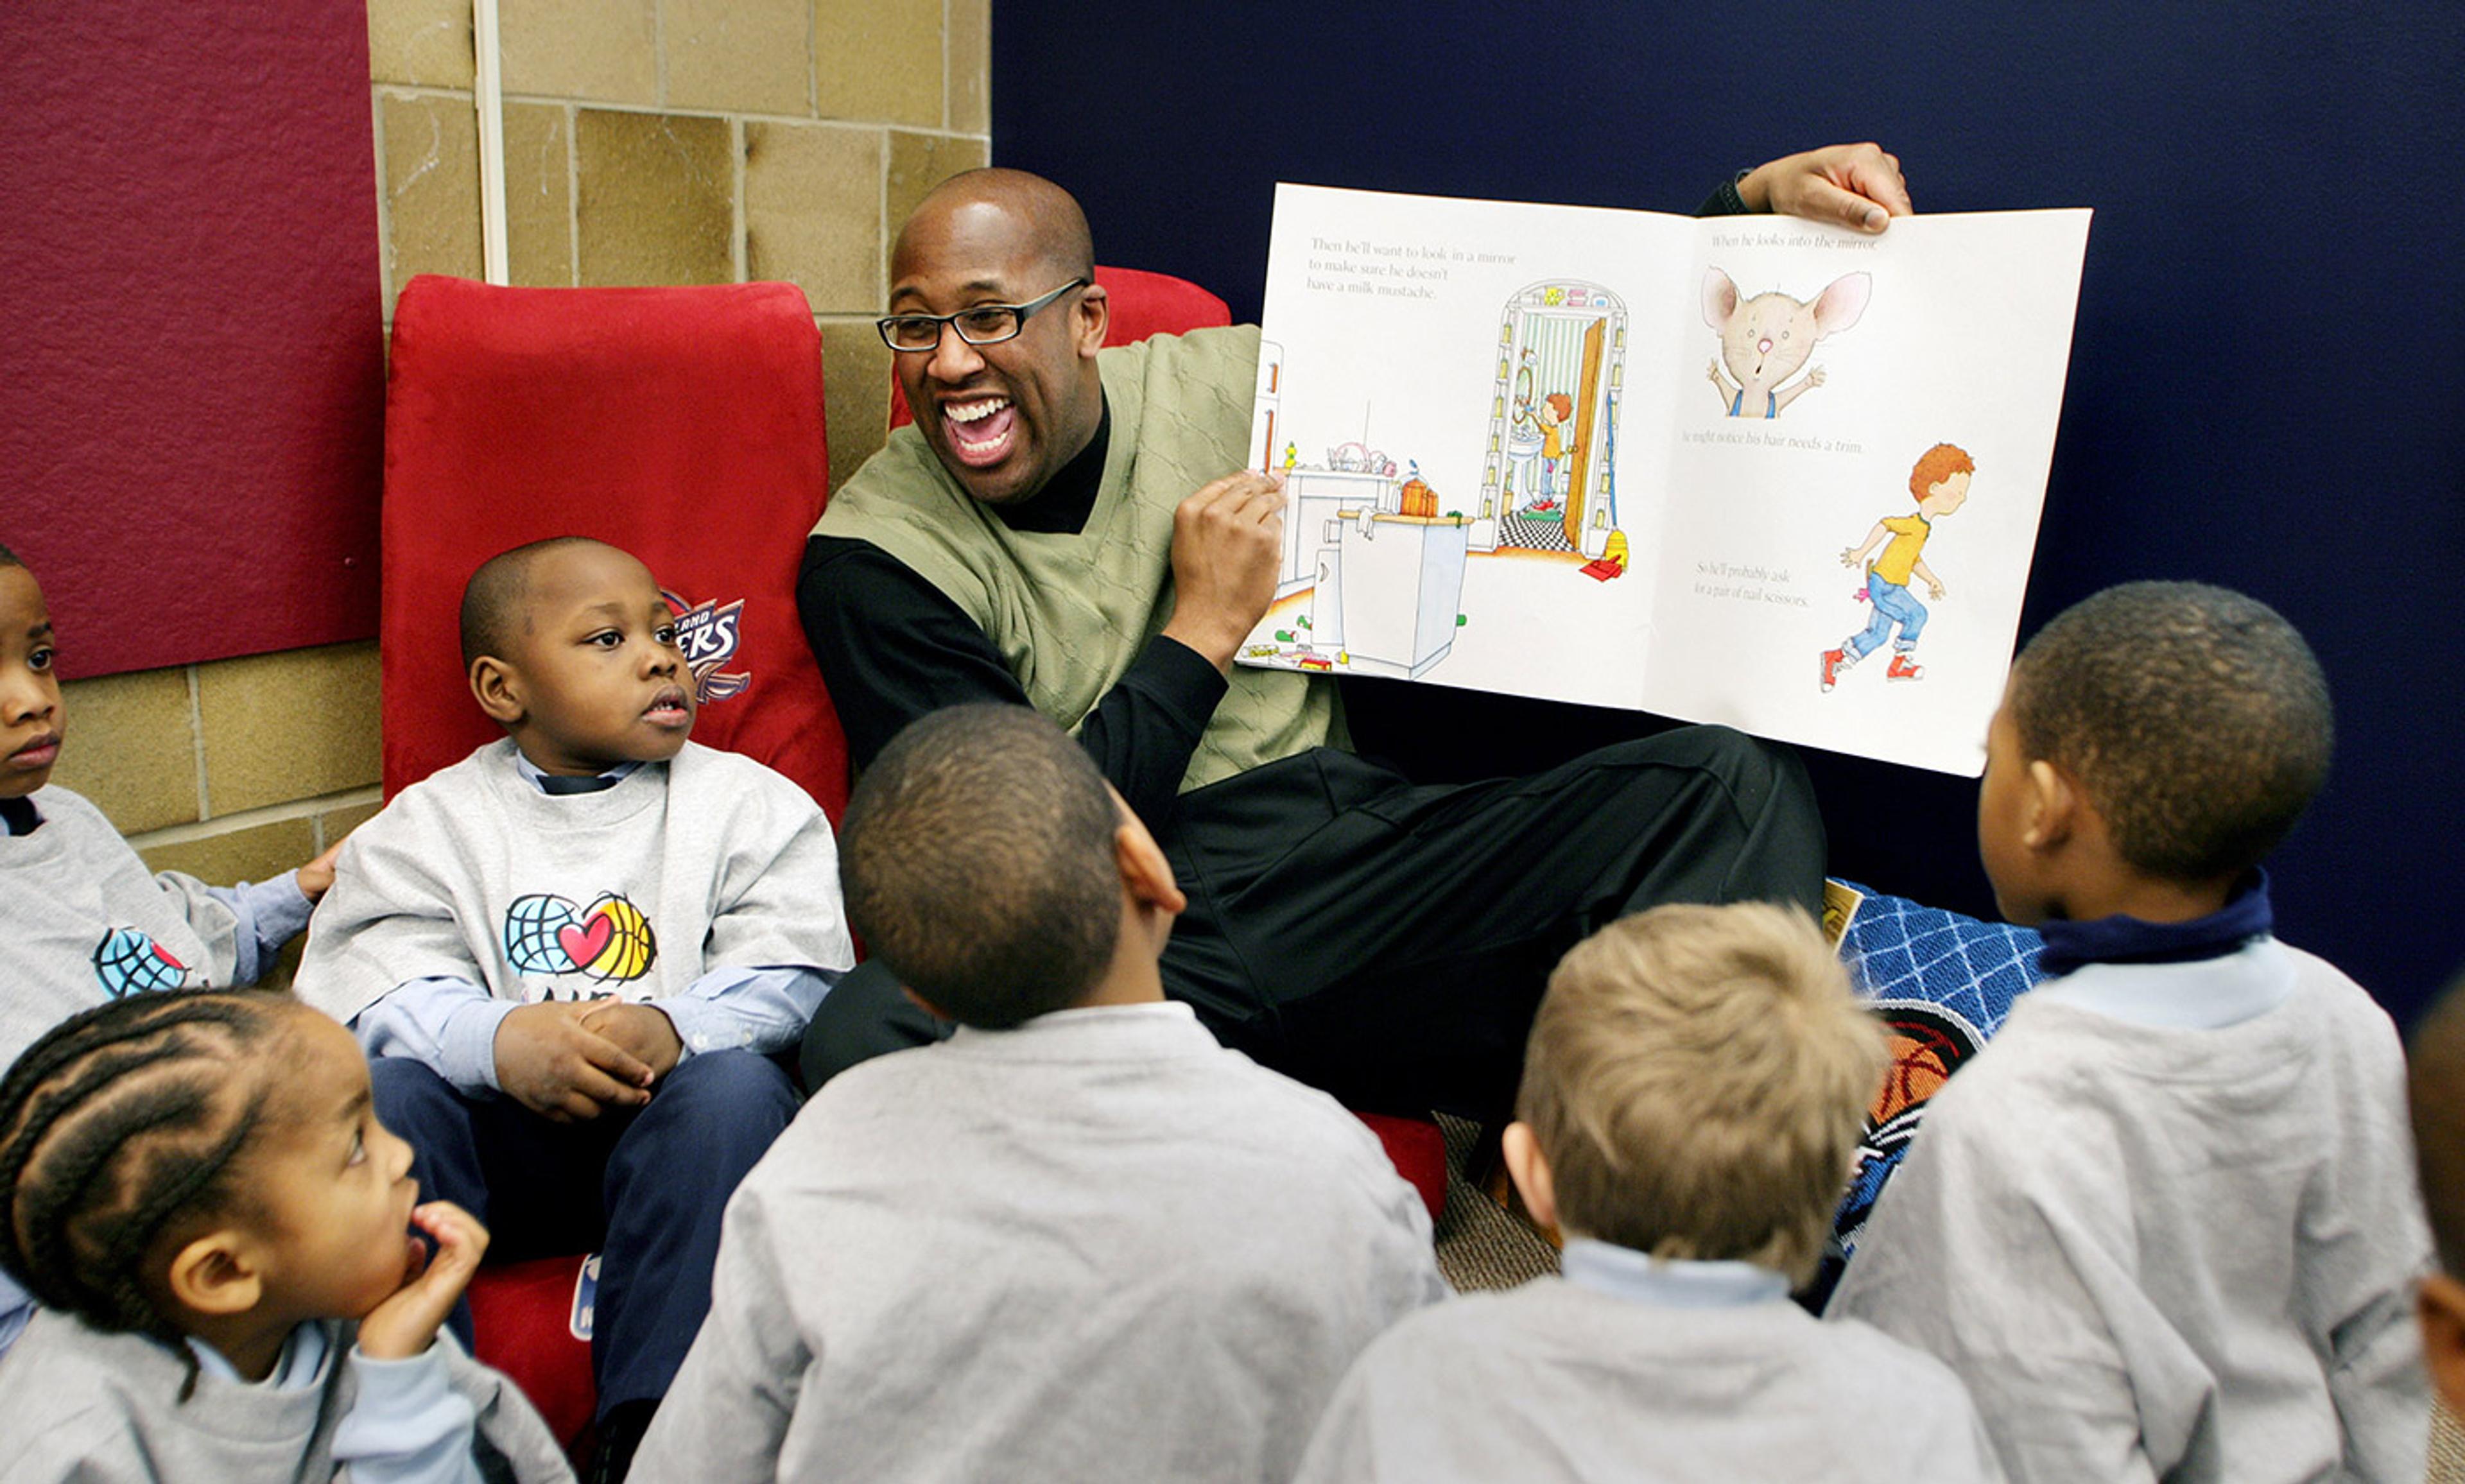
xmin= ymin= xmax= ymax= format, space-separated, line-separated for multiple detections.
xmin=503 ymin=892 xmax=657 ymax=982
xmin=91 ymin=927 xmax=190 ymax=998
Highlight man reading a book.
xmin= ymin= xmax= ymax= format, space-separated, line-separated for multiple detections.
xmin=797 ymin=146 xmax=1910 ymax=1123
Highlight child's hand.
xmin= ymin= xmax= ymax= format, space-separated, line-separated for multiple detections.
xmin=297 ymin=838 xmax=347 ymax=902
xmin=1839 ymin=548 xmax=1860 ymax=567
xmin=1927 ymin=578 xmax=1947 ymax=600
xmin=356 ymin=1201 xmax=489 ymax=1361
xmin=493 ymin=1001 xmax=655 ymax=1121
xmin=576 ymin=1000 xmax=684 ymax=1082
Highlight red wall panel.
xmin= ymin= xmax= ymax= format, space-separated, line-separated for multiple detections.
xmin=1 ymin=4 xmax=385 ymax=678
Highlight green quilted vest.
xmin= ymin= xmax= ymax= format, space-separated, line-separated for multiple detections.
xmin=816 ymin=324 xmax=1340 ymax=793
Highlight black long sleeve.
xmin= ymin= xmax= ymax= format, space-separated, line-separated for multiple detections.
xmin=797 ymin=535 xmax=1226 ymax=829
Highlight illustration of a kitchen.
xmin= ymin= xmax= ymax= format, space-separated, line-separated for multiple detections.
xmin=1244 ymin=279 xmax=1633 ymax=682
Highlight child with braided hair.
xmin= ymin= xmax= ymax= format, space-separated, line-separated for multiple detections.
xmin=0 ymin=988 xmax=571 ymax=1483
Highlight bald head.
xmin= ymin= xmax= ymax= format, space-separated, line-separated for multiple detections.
xmin=460 ymin=535 xmax=610 ymax=671
xmin=893 ymin=168 xmax=1094 ymax=288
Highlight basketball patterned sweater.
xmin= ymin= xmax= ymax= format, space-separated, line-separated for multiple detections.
xmin=297 ymin=738 xmax=848 ymax=1028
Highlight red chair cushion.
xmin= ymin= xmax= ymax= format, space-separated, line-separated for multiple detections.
xmin=1354 ymin=1110 xmax=1449 ymax=1222
xmin=379 ymin=275 xmax=846 ymax=819
xmin=886 ymin=264 xmax=1233 ymax=430
xmin=465 ymin=1254 xmax=597 ymax=1453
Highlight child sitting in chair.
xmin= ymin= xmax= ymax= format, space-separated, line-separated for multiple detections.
xmin=0 ymin=989 xmax=570 ymax=1482
xmin=0 ymin=540 xmax=341 ymax=1355
xmin=295 ymin=535 xmax=852 ymax=1480
xmin=1293 ymin=902 xmax=2000 ymax=1483
xmin=636 ymin=703 xmax=1446 ymax=1484
xmin=1829 ymin=580 xmax=2430 ymax=1482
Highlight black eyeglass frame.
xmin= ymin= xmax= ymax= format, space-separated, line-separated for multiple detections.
xmin=876 ymin=277 xmax=1091 ymax=353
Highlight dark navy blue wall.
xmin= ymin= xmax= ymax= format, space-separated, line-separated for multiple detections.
xmin=991 ymin=3 xmax=2465 ymax=1022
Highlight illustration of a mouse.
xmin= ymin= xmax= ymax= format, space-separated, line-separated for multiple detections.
xmin=1702 ymin=269 xmax=1871 ymax=418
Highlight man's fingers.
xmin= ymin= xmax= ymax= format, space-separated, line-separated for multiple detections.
xmin=1183 ymin=470 xmax=1286 ymax=519
xmin=1803 ymin=178 xmax=1893 ymax=235
xmin=1846 ymin=148 xmax=1914 ymax=216
xmin=1223 ymin=481 xmax=1287 ymax=523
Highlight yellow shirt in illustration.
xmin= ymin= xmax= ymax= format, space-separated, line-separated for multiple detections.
xmin=1871 ymin=515 xmax=1931 ymax=587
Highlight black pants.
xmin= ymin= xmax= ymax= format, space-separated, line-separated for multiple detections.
xmin=803 ymin=725 xmax=1824 ymax=1118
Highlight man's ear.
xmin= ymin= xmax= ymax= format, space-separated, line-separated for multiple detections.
xmin=469 ymin=655 xmax=526 ymax=727
xmin=1114 ymin=817 xmax=1186 ymax=919
xmin=1500 ymin=1120 xmax=1560 ymax=1233
xmin=2422 ymin=1272 xmax=2465 ymax=1416
xmin=164 ymin=1229 xmax=264 ymax=1320
xmin=1073 ymin=281 xmax=1109 ymax=360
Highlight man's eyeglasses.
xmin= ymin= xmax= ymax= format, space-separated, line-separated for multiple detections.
xmin=876 ymin=278 xmax=1089 ymax=353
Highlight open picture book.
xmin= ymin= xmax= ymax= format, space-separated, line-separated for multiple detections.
xmin=1235 ymin=184 xmax=2092 ymax=775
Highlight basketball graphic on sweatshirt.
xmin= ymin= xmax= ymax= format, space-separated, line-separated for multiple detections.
xmin=503 ymin=891 xmax=659 ymax=984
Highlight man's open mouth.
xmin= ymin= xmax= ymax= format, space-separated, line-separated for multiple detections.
xmin=942 ymin=396 xmax=1017 ymax=466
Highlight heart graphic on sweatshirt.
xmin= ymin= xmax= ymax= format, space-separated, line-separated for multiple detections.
xmin=557 ymin=915 xmax=615 ymax=967
xmin=505 ymin=892 xmax=658 ymax=981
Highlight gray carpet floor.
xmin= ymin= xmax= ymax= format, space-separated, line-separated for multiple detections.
xmin=1430 ymin=1114 xmax=1557 ymax=1292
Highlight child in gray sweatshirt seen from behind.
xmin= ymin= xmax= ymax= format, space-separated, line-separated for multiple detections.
xmin=1293 ymin=902 xmax=2002 ymax=1483
xmin=1829 ymin=582 xmax=2430 ymax=1482
xmin=634 ymin=703 xmax=1446 ymax=1484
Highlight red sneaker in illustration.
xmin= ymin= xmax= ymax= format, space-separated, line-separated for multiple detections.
xmin=1886 ymin=653 xmax=1925 ymax=682
xmin=1820 ymin=648 xmax=1848 ymax=692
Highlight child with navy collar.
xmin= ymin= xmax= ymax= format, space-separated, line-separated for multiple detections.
xmin=1829 ymin=581 xmax=2430 ymax=1483
xmin=1293 ymin=903 xmax=2001 ymax=1484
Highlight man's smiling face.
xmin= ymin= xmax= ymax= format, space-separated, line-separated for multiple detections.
xmin=887 ymin=188 xmax=1107 ymax=507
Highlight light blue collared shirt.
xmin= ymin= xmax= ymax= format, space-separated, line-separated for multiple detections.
xmin=1559 ymin=1238 xmax=1793 ymax=1307
xmin=191 ymin=1326 xmax=485 ymax=1484
xmin=205 ymin=875 xmax=316 ymax=987
xmin=2027 ymin=937 xmax=2296 ymax=1031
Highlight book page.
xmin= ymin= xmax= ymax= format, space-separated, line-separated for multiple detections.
xmin=1237 ymin=186 xmax=2090 ymax=777
xmin=1240 ymin=184 xmax=1695 ymax=710
xmin=1645 ymin=210 xmax=2091 ymax=774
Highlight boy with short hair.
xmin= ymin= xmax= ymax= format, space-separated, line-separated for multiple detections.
xmin=2404 ymin=971 xmax=2465 ymax=1417
xmin=1292 ymin=902 xmax=2001 ymax=1483
xmin=0 ymin=540 xmax=340 ymax=1356
xmin=295 ymin=535 xmax=852 ymax=1480
xmin=635 ymin=702 xmax=1446 ymax=1484
xmin=1829 ymin=580 xmax=2430 ymax=1482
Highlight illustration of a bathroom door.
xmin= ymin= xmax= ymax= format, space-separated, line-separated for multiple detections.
xmin=1562 ymin=318 xmax=1605 ymax=548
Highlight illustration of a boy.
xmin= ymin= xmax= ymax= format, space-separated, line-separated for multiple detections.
xmin=1536 ymin=393 xmax=1577 ymax=500
xmin=1821 ymin=444 xmax=1973 ymax=691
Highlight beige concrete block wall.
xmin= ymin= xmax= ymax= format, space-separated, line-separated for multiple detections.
xmin=58 ymin=0 xmax=987 ymax=980
xmin=47 ymin=644 xmax=384 ymax=988
xmin=368 ymin=0 xmax=992 ymax=488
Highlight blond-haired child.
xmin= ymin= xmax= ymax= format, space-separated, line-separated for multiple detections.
xmin=1294 ymin=902 xmax=2000 ymax=1483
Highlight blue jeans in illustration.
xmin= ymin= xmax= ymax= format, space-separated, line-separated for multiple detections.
xmin=1847 ymin=573 xmax=1927 ymax=659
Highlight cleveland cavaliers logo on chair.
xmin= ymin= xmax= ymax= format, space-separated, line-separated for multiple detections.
xmin=662 ymin=589 xmax=752 ymax=704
